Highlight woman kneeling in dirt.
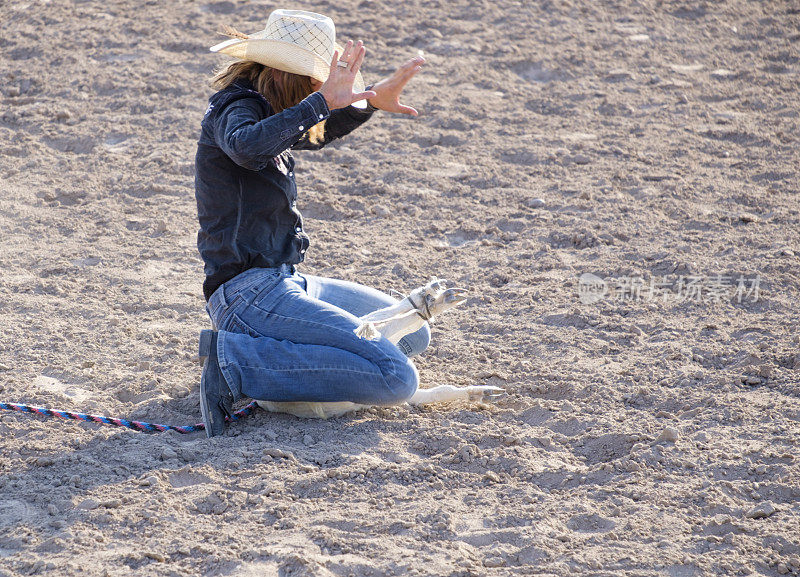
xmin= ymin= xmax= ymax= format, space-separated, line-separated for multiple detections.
xmin=195 ymin=9 xmax=452 ymax=437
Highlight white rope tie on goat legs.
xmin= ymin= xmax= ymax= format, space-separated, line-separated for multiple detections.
xmin=353 ymin=308 xmax=422 ymax=340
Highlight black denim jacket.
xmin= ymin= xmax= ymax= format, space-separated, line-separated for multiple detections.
xmin=195 ymin=79 xmax=374 ymax=300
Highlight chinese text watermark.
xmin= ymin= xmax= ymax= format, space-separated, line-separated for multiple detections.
xmin=577 ymin=273 xmax=762 ymax=305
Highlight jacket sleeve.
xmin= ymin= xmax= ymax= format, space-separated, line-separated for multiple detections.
xmin=292 ymin=103 xmax=375 ymax=151
xmin=213 ymin=91 xmax=331 ymax=171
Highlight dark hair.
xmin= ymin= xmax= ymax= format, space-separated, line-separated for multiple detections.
xmin=212 ymin=60 xmax=325 ymax=144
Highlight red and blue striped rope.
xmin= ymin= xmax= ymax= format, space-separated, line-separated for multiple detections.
xmin=0 ymin=401 xmax=259 ymax=434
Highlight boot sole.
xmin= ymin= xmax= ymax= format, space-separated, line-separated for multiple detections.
xmin=199 ymin=358 xmax=217 ymax=439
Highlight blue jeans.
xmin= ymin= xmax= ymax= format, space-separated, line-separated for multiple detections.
xmin=205 ymin=265 xmax=430 ymax=405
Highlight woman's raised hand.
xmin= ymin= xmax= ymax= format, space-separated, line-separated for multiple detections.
xmin=367 ymin=55 xmax=426 ymax=116
xmin=318 ymin=40 xmax=377 ymax=110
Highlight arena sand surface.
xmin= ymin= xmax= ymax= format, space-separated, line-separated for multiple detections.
xmin=1 ymin=0 xmax=799 ymax=575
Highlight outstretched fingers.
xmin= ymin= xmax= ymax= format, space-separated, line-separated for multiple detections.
xmin=340 ymin=40 xmax=354 ymax=64
xmin=400 ymin=57 xmax=425 ymax=78
xmin=328 ymin=49 xmax=341 ymax=75
xmin=351 ymin=41 xmax=366 ymax=75
xmin=406 ymin=55 xmax=426 ymax=70
xmin=385 ymin=60 xmax=425 ymax=112
xmin=400 ymin=64 xmax=424 ymax=85
xmin=396 ymin=103 xmax=419 ymax=116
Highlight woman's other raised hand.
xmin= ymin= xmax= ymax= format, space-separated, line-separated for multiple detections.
xmin=367 ymin=55 xmax=426 ymax=116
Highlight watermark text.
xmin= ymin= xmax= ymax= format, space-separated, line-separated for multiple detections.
xmin=578 ymin=273 xmax=762 ymax=305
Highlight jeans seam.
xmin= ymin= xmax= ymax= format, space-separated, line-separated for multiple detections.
xmin=245 ymin=308 xmax=404 ymax=373
xmin=216 ymin=331 xmax=242 ymax=402
xmin=226 ymin=365 xmax=383 ymax=376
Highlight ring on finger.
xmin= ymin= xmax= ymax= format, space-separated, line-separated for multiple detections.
xmin=337 ymin=60 xmax=349 ymax=68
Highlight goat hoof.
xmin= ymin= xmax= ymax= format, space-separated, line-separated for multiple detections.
xmin=467 ymin=385 xmax=505 ymax=402
xmin=483 ymin=389 xmax=507 ymax=402
xmin=443 ymin=288 xmax=468 ymax=304
xmin=409 ymin=279 xmax=470 ymax=320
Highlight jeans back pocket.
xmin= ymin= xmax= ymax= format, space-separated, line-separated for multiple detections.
xmin=221 ymin=312 xmax=263 ymax=338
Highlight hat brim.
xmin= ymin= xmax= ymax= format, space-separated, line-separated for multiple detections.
xmin=210 ymin=38 xmax=365 ymax=94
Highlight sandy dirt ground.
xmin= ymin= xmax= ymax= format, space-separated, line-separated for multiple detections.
xmin=1 ymin=0 xmax=799 ymax=575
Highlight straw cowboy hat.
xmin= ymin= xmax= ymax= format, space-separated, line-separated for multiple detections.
xmin=210 ymin=9 xmax=365 ymax=92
